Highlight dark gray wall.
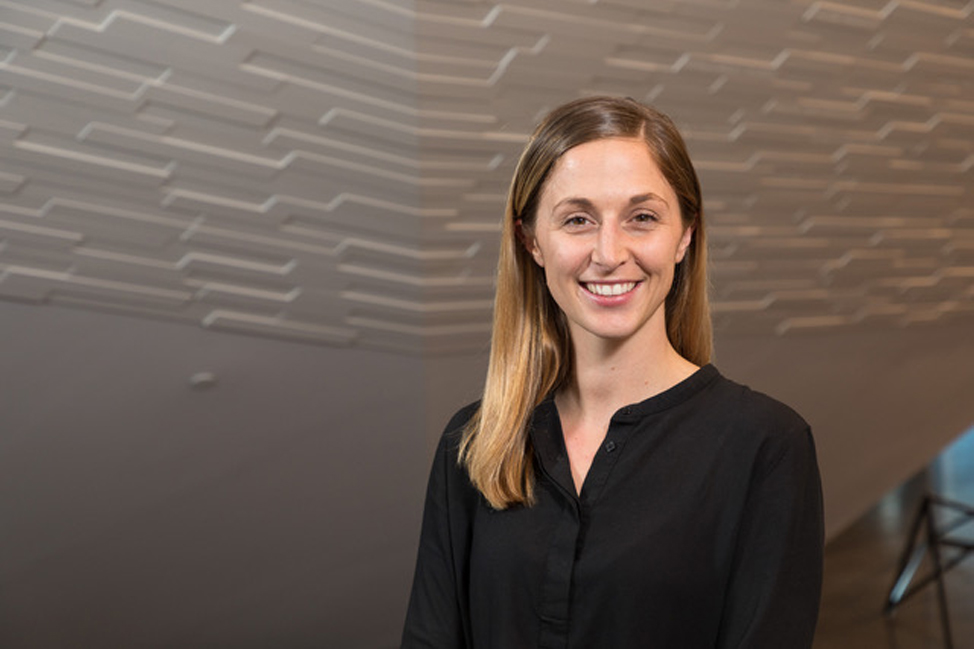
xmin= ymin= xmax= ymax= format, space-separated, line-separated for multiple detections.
xmin=0 ymin=301 xmax=428 ymax=648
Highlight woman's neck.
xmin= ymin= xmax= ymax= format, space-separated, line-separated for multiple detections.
xmin=557 ymin=330 xmax=698 ymax=425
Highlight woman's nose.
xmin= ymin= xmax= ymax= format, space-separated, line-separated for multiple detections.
xmin=592 ymin=223 xmax=629 ymax=269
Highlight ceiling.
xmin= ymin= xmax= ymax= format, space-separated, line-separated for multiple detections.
xmin=0 ymin=0 xmax=970 ymax=353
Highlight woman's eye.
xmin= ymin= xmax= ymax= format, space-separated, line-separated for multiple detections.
xmin=633 ymin=212 xmax=658 ymax=223
xmin=565 ymin=215 xmax=589 ymax=227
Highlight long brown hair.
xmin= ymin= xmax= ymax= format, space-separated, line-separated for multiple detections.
xmin=460 ymin=96 xmax=712 ymax=509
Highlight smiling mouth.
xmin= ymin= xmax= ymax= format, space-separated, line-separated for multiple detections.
xmin=583 ymin=282 xmax=637 ymax=296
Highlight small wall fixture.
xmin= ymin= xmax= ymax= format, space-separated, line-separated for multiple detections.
xmin=189 ymin=372 xmax=218 ymax=390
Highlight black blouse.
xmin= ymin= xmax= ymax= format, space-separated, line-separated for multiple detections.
xmin=402 ymin=365 xmax=823 ymax=649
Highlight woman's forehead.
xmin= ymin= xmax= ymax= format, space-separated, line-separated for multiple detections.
xmin=541 ymin=137 xmax=675 ymax=206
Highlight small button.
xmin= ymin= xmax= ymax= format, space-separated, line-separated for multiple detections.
xmin=621 ymin=407 xmax=632 ymax=416
xmin=604 ymin=440 xmax=617 ymax=453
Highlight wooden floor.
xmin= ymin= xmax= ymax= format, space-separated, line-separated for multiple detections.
xmin=815 ymin=427 xmax=974 ymax=649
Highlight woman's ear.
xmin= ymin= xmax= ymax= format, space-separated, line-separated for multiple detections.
xmin=516 ymin=219 xmax=545 ymax=267
xmin=675 ymin=224 xmax=693 ymax=263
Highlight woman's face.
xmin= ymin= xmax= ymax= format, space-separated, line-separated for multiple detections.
xmin=523 ymin=137 xmax=692 ymax=347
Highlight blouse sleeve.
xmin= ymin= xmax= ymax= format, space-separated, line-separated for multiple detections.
xmin=716 ymin=425 xmax=824 ymax=649
xmin=401 ymin=422 xmax=473 ymax=649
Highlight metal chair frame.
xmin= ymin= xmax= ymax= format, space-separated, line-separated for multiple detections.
xmin=884 ymin=493 xmax=974 ymax=649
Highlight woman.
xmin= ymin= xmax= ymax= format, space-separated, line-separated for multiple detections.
xmin=402 ymin=96 xmax=823 ymax=649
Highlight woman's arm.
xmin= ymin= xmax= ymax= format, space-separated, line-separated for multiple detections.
xmin=716 ymin=425 xmax=824 ymax=649
xmin=401 ymin=418 xmax=474 ymax=649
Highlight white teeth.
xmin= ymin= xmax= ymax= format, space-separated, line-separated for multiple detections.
xmin=585 ymin=282 xmax=636 ymax=296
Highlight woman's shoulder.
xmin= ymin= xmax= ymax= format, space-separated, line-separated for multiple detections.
xmin=431 ymin=401 xmax=481 ymax=466
xmin=702 ymin=367 xmax=808 ymax=431
xmin=444 ymin=401 xmax=481 ymax=434
xmin=700 ymin=367 xmax=815 ymax=467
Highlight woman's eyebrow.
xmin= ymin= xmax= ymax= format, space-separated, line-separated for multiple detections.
xmin=552 ymin=197 xmax=596 ymax=211
xmin=629 ymin=192 xmax=669 ymax=208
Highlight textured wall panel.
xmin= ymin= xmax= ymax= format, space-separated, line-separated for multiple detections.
xmin=0 ymin=0 xmax=971 ymax=352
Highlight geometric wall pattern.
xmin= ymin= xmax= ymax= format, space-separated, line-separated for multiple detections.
xmin=1 ymin=0 xmax=971 ymax=353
